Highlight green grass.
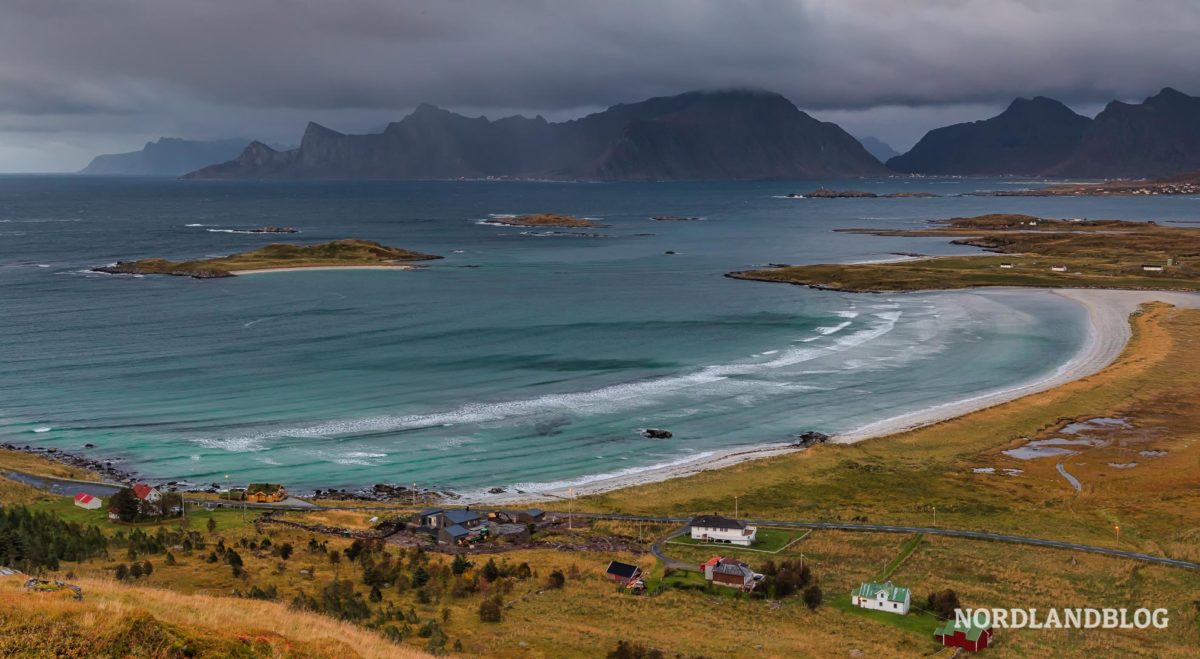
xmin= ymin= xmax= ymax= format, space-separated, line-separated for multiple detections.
xmin=875 ymin=534 xmax=925 ymax=581
xmin=28 ymin=496 xmax=254 ymax=534
xmin=830 ymin=592 xmax=941 ymax=637
xmin=668 ymin=527 xmax=803 ymax=553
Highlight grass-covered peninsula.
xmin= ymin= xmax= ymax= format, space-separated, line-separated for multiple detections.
xmin=94 ymin=239 xmax=441 ymax=279
xmin=731 ymin=214 xmax=1200 ymax=292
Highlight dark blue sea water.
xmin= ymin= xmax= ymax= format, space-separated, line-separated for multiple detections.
xmin=3 ymin=176 xmax=1193 ymax=496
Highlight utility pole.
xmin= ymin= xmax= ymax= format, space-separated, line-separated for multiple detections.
xmin=412 ymin=483 xmax=417 ymax=508
xmin=1114 ymin=524 xmax=1120 ymax=547
xmin=734 ymin=495 xmax=739 ymax=519
xmin=568 ymin=487 xmax=575 ymax=530
xmin=932 ymin=506 xmax=937 ymax=528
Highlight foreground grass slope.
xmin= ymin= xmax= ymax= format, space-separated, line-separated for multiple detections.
xmin=0 ymin=575 xmax=424 ymax=658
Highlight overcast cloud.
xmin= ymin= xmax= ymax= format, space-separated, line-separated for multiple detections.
xmin=2 ymin=0 xmax=1199 ymax=171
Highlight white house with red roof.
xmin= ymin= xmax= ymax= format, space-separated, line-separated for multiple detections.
xmin=132 ymin=483 xmax=161 ymax=503
xmin=73 ymin=492 xmax=102 ymax=510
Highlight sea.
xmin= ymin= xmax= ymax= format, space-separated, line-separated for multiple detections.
xmin=2 ymin=176 xmax=1196 ymax=497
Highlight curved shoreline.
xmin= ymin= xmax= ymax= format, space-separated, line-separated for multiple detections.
xmin=481 ymin=288 xmax=1200 ymax=504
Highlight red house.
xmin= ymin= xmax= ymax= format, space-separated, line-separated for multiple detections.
xmin=604 ymin=561 xmax=642 ymax=584
xmin=934 ymin=620 xmax=993 ymax=652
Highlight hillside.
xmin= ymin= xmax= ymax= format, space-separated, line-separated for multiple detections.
xmin=185 ymin=90 xmax=888 ymax=181
xmin=0 ymin=574 xmax=425 ymax=658
xmin=79 ymin=138 xmax=255 ymax=176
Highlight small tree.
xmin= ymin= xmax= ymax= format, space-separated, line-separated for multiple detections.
xmin=227 ymin=549 xmax=245 ymax=577
xmin=411 ymin=565 xmax=429 ymax=589
xmin=482 ymin=558 xmax=500 ymax=583
xmin=803 ymin=584 xmax=823 ymax=610
xmin=142 ymin=560 xmax=153 ymax=577
xmin=369 ymin=585 xmax=383 ymax=602
xmin=165 ymin=552 xmax=176 ymax=566
xmin=451 ymin=554 xmax=472 ymax=576
xmin=206 ymin=517 xmax=217 ymax=533
xmin=478 ymin=597 xmax=503 ymax=623
xmin=927 ymin=589 xmax=962 ymax=620
xmin=279 ymin=543 xmax=293 ymax=560
xmin=130 ymin=562 xmax=143 ymax=579
xmin=546 ymin=570 xmax=565 ymax=589
xmin=115 ymin=564 xmax=129 ymax=581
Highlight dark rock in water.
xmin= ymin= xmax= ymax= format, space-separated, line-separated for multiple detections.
xmin=488 ymin=487 xmax=506 ymax=494
xmin=640 ymin=428 xmax=673 ymax=439
xmin=792 ymin=431 xmax=831 ymax=447
xmin=652 ymin=215 xmax=700 ymax=221
xmin=804 ymin=187 xmax=878 ymax=198
xmin=84 ymin=443 xmax=95 ymax=449
xmin=664 ymin=251 xmax=676 ymax=255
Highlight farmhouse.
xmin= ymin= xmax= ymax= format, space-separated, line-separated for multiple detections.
xmin=934 ymin=620 xmax=993 ymax=652
xmin=701 ymin=556 xmax=761 ymax=590
xmin=414 ymin=507 xmax=483 ymax=530
xmin=132 ymin=483 xmax=161 ymax=503
xmin=851 ymin=581 xmax=911 ymax=615
xmin=245 ymin=483 xmax=287 ymax=503
xmin=438 ymin=524 xmax=474 ymax=546
xmin=73 ymin=493 xmax=101 ymax=510
xmin=604 ymin=561 xmax=642 ymax=585
xmin=689 ymin=514 xmax=757 ymax=546
xmin=516 ymin=508 xmax=546 ymax=524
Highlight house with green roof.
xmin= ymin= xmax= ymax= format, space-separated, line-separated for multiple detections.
xmin=851 ymin=580 xmax=911 ymax=615
xmin=934 ymin=619 xmax=993 ymax=652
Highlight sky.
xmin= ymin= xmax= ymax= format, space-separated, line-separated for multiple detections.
xmin=2 ymin=0 xmax=1199 ymax=172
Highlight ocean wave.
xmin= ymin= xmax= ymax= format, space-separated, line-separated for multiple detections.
xmin=499 ymin=450 xmax=719 ymax=493
xmin=193 ymin=312 xmax=902 ymax=452
xmin=814 ymin=321 xmax=851 ymax=335
xmin=184 ymin=223 xmax=205 ymax=227
xmin=32 ymin=426 xmax=51 ymax=433
xmin=834 ymin=310 xmax=859 ymax=319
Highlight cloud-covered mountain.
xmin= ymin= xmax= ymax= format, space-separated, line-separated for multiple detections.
xmin=185 ymin=90 xmax=887 ymax=181
xmin=889 ymin=88 xmax=1200 ymax=177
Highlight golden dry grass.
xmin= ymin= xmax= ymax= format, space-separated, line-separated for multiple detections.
xmin=0 ymin=574 xmax=426 ymax=658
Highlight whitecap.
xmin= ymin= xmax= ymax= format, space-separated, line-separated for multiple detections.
xmin=834 ymin=310 xmax=859 ymax=319
xmin=814 ymin=321 xmax=851 ymax=335
xmin=32 ymin=426 xmax=51 ymax=433
xmin=185 ymin=223 xmax=205 ymax=227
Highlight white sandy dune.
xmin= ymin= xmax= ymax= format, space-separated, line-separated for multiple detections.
xmin=489 ymin=289 xmax=1200 ymax=504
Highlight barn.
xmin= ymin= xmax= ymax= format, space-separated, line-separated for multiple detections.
xmin=604 ymin=561 xmax=642 ymax=584
xmin=73 ymin=493 xmax=101 ymax=510
xmin=934 ymin=620 xmax=993 ymax=652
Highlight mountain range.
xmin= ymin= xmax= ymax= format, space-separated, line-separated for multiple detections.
xmin=888 ymin=87 xmax=1200 ymax=177
xmin=79 ymin=138 xmax=257 ymax=176
xmin=184 ymin=90 xmax=888 ymax=181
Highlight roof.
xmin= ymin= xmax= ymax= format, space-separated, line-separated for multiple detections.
xmin=418 ymin=507 xmax=444 ymax=517
xmin=689 ymin=515 xmax=745 ymax=530
xmin=524 ymin=508 xmax=545 ymax=517
xmin=73 ymin=493 xmax=95 ymax=504
xmin=442 ymin=509 xmax=482 ymax=524
xmin=132 ymin=483 xmax=158 ymax=500
xmin=605 ymin=561 xmax=641 ymax=579
xmin=854 ymin=581 xmax=910 ymax=603
xmin=246 ymin=483 xmax=284 ymax=494
xmin=441 ymin=524 xmax=470 ymax=538
xmin=934 ymin=620 xmax=991 ymax=642
xmin=712 ymin=563 xmax=753 ymax=578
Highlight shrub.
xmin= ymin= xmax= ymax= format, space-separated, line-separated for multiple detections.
xmin=451 ymin=554 xmax=472 ymax=576
xmin=607 ymin=640 xmax=665 ymax=659
xmin=130 ymin=563 xmax=143 ymax=579
xmin=803 ymin=584 xmax=823 ymax=610
xmin=546 ymin=570 xmax=566 ymax=589
xmin=115 ymin=564 xmax=129 ymax=581
xmin=927 ymin=589 xmax=962 ymax=620
xmin=481 ymin=558 xmax=500 ymax=583
xmin=478 ymin=597 xmax=503 ymax=623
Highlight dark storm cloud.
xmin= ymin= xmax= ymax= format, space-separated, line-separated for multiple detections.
xmin=2 ymin=0 xmax=1200 ymax=170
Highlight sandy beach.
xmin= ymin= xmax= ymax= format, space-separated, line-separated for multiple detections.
xmin=482 ymin=288 xmax=1200 ymax=504
xmin=230 ymin=265 xmax=419 ymax=275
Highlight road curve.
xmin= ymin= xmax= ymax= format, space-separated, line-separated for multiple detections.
xmin=569 ymin=513 xmax=1200 ymax=571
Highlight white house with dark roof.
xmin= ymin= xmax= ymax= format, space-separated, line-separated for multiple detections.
xmin=688 ymin=515 xmax=757 ymax=546
xmin=852 ymin=581 xmax=911 ymax=615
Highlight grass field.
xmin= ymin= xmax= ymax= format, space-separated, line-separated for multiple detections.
xmin=732 ymin=215 xmax=1200 ymax=292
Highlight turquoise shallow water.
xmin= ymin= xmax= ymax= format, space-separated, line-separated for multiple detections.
xmin=2 ymin=177 xmax=1192 ymax=495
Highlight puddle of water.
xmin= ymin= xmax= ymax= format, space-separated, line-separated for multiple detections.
xmin=1138 ymin=450 xmax=1168 ymax=457
xmin=972 ymin=467 xmax=996 ymax=474
xmin=1060 ymin=417 xmax=1130 ymax=434
xmin=1002 ymin=468 xmax=1023 ymax=475
xmin=1003 ymin=446 xmax=1079 ymax=460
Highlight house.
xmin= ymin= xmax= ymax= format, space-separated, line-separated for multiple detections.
xmin=689 ymin=515 xmax=757 ymax=546
xmin=441 ymin=508 xmax=483 ymax=529
xmin=437 ymin=524 xmax=473 ymax=545
xmin=998 ymin=263 xmax=1014 ymax=269
xmin=852 ymin=581 xmax=911 ymax=615
xmin=701 ymin=556 xmax=761 ymax=590
xmin=1050 ymin=265 xmax=1068 ymax=272
xmin=132 ymin=483 xmax=161 ymax=503
xmin=1141 ymin=264 xmax=1165 ymax=272
xmin=413 ymin=507 xmax=445 ymax=528
xmin=516 ymin=508 xmax=546 ymax=524
xmin=245 ymin=483 xmax=287 ymax=503
xmin=73 ymin=493 xmax=101 ymax=510
xmin=935 ymin=620 xmax=993 ymax=652
xmin=604 ymin=561 xmax=642 ymax=584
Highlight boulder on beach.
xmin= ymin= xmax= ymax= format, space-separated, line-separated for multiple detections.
xmin=640 ymin=428 xmax=673 ymax=439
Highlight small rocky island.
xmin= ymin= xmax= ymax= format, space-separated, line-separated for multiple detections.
xmin=94 ymin=239 xmax=442 ymax=279
xmin=651 ymin=215 xmax=701 ymax=221
xmin=485 ymin=213 xmax=607 ymax=228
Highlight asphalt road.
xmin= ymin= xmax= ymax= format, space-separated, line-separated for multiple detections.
xmin=572 ymin=513 xmax=1200 ymax=571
